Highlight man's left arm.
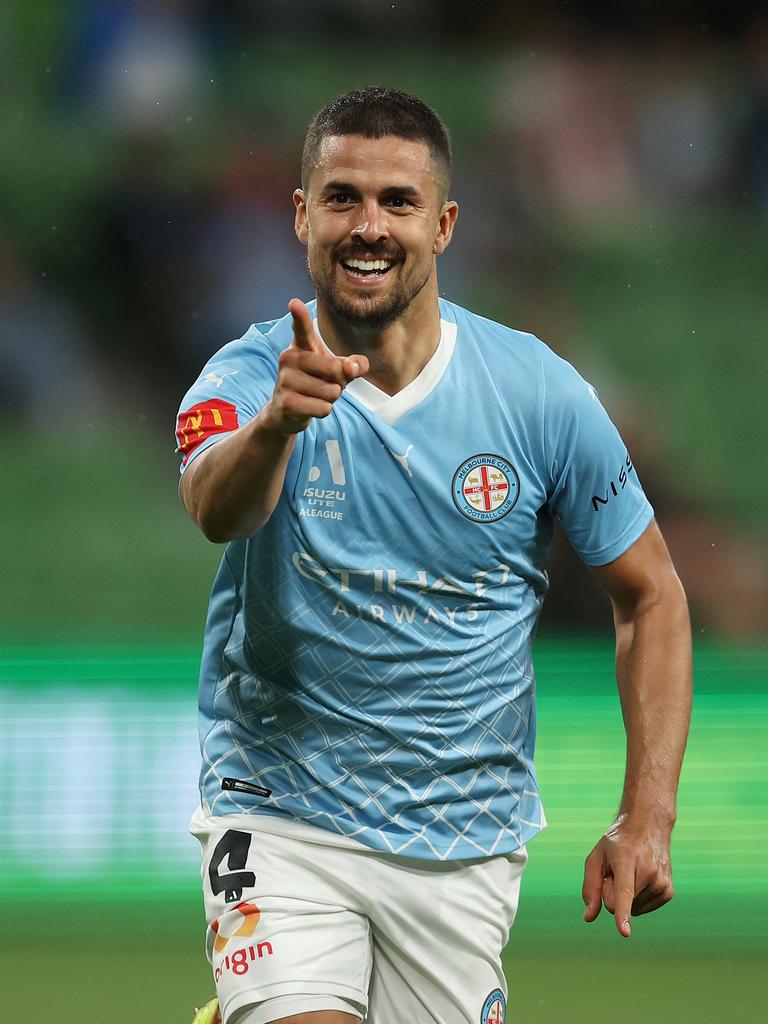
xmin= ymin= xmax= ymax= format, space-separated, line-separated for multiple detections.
xmin=582 ymin=519 xmax=692 ymax=937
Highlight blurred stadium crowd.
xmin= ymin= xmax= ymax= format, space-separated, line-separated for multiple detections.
xmin=2 ymin=0 xmax=767 ymax=635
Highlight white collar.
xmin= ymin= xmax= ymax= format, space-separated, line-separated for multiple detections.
xmin=314 ymin=318 xmax=457 ymax=425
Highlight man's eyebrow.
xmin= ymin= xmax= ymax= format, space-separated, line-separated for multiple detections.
xmin=380 ymin=185 xmax=423 ymax=200
xmin=321 ymin=180 xmax=360 ymax=194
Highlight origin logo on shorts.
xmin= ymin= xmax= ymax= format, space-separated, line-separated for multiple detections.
xmin=481 ymin=988 xmax=506 ymax=1024
xmin=211 ymin=902 xmax=275 ymax=982
xmin=452 ymin=454 xmax=520 ymax=522
xmin=211 ymin=901 xmax=261 ymax=952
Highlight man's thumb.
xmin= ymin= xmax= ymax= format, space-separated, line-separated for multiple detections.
xmin=342 ymin=354 xmax=369 ymax=381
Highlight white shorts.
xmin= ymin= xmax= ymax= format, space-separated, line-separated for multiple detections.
xmin=191 ymin=807 xmax=526 ymax=1024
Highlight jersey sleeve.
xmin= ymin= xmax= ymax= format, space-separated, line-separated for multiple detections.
xmin=544 ymin=356 xmax=654 ymax=566
xmin=174 ymin=327 xmax=279 ymax=473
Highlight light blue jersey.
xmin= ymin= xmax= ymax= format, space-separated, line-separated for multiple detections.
xmin=175 ymin=299 xmax=653 ymax=860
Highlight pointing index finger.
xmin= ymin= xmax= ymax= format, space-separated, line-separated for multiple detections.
xmin=288 ymin=298 xmax=321 ymax=353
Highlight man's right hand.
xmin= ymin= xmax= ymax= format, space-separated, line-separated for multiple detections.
xmin=258 ymin=299 xmax=369 ymax=435
xmin=182 ymin=299 xmax=369 ymax=542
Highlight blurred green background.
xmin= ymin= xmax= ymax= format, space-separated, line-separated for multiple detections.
xmin=2 ymin=1 xmax=767 ymax=1021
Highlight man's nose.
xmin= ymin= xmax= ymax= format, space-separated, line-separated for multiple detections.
xmin=351 ymin=201 xmax=389 ymax=244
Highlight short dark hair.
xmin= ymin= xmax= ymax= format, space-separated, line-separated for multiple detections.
xmin=301 ymin=86 xmax=452 ymax=198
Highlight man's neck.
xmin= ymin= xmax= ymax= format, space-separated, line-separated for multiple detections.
xmin=316 ymin=279 xmax=442 ymax=397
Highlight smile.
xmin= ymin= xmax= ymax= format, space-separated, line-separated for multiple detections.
xmin=340 ymin=258 xmax=395 ymax=280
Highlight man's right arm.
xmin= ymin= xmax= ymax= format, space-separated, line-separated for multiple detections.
xmin=181 ymin=299 xmax=368 ymax=543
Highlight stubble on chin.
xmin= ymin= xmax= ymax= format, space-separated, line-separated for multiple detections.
xmin=307 ymin=256 xmax=430 ymax=330
xmin=316 ymin=284 xmax=410 ymax=329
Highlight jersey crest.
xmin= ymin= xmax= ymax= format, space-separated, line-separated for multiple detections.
xmin=481 ymin=989 xmax=506 ymax=1024
xmin=452 ymin=454 xmax=520 ymax=522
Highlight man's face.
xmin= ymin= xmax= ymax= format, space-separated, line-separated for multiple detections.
xmin=294 ymin=134 xmax=455 ymax=328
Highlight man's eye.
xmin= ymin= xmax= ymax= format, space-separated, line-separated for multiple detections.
xmin=385 ymin=196 xmax=410 ymax=208
xmin=330 ymin=193 xmax=353 ymax=204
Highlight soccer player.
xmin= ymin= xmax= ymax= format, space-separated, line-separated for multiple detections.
xmin=176 ymin=87 xmax=691 ymax=1024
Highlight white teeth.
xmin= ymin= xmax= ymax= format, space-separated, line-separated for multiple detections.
xmin=344 ymin=258 xmax=392 ymax=272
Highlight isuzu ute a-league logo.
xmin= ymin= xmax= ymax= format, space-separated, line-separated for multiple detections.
xmin=300 ymin=439 xmax=347 ymax=522
xmin=452 ymin=454 xmax=520 ymax=522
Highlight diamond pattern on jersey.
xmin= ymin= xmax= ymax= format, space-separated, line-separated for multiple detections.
xmin=200 ymin=533 xmax=546 ymax=860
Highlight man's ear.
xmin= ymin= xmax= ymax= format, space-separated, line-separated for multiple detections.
xmin=294 ymin=189 xmax=308 ymax=244
xmin=433 ymin=200 xmax=459 ymax=255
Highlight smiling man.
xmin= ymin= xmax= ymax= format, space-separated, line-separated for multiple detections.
xmin=176 ymin=87 xmax=691 ymax=1024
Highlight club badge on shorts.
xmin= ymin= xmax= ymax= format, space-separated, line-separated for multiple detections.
xmin=481 ymin=988 xmax=506 ymax=1024
xmin=452 ymin=454 xmax=520 ymax=522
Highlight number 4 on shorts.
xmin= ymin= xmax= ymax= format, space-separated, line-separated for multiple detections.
xmin=208 ymin=830 xmax=256 ymax=903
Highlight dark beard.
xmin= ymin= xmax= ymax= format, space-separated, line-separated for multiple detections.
xmin=308 ymin=256 xmax=430 ymax=329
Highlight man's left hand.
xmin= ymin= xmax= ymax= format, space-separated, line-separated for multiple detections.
xmin=582 ymin=814 xmax=674 ymax=938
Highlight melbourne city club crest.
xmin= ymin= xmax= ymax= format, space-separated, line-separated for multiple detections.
xmin=481 ymin=988 xmax=506 ymax=1024
xmin=452 ymin=454 xmax=520 ymax=522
